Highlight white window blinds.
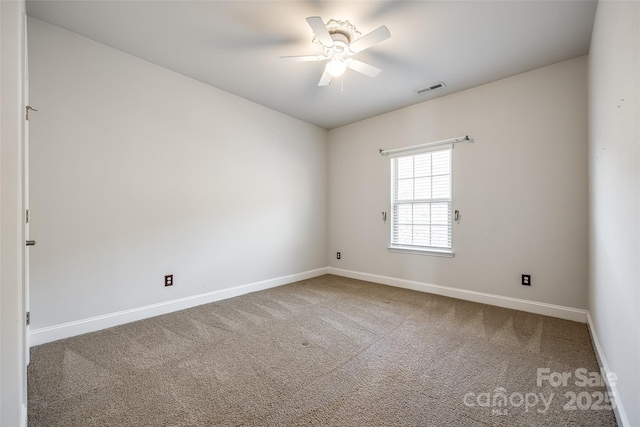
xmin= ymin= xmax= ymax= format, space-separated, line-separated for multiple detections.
xmin=391 ymin=147 xmax=452 ymax=251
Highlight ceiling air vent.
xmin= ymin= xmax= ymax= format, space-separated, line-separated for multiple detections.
xmin=416 ymin=81 xmax=446 ymax=95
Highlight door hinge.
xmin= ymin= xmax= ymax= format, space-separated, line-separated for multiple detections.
xmin=26 ymin=312 xmax=30 ymax=326
xmin=26 ymin=209 xmax=29 ymax=224
xmin=26 ymin=106 xmax=37 ymax=121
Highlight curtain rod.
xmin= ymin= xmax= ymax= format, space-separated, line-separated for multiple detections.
xmin=379 ymin=135 xmax=472 ymax=156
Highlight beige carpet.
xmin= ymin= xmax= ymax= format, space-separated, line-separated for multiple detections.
xmin=28 ymin=275 xmax=617 ymax=426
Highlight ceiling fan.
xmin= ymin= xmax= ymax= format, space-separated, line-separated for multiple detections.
xmin=280 ymin=16 xmax=391 ymax=87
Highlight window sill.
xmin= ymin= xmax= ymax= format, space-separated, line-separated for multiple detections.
xmin=388 ymin=246 xmax=455 ymax=258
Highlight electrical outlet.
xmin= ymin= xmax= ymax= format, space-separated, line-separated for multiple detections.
xmin=337 ymin=252 xmax=341 ymax=260
xmin=522 ymin=274 xmax=531 ymax=286
xmin=165 ymin=274 xmax=173 ymax=287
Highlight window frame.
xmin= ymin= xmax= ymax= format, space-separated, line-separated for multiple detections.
xmin=388 ymin=145 xmax=454 ymax=257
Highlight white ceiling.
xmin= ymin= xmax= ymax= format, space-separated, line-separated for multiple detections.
xmin=26 ymin=0 xmax=597 ymax=129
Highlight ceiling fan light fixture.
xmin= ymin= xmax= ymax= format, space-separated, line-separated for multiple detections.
xmin=326 ymin=59 xmax=346 ymax=77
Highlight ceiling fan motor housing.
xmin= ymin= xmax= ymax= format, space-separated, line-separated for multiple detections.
xmin=313 ymin=19 xmax=361 ymax=48
xmin=331 ymin=31 xmax=351 ymax=45
xmin=325 ymin=33 xmax=350 ymax=62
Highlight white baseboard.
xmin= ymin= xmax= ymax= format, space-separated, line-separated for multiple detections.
xmin=586 ymin=311 xmax=630 ymax=427
xmin=30 ymin=267 xmax=328 ymax=346
xmin=21 ymin=404 xmax=27 ymax=427
xmin=327 ymin=267 xmax=587 ymax=323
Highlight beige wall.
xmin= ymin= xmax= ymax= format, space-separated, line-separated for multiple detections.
xmin=588 ymin=1 xmax=640 ymax=425
xmin=328 ymin=56 xmax=589 ymax=309
xmin=28 ymin=18 xmax=328 ymax=329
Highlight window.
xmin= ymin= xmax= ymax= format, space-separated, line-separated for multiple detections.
xmin=390 ymin=147 xmax=453 ymax=256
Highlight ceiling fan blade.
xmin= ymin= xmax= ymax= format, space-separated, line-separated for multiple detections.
xmin=280 ymin=55 xmax=325 ymax=62
xmin=346 ymin=59 xmax=381 ymax=78
xmin=348 ymin=25 xmax=391 ymax=53
xmin=306 ymin=16 xmax=334 ymax=48
xmin=318 ymin=69 xmax=332 ymax=86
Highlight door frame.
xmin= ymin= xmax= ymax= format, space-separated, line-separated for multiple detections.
xmin=0 ymin=1 xmax=29 ymax=426
xmin=23 ymin=12 xmax=31 ymax=366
